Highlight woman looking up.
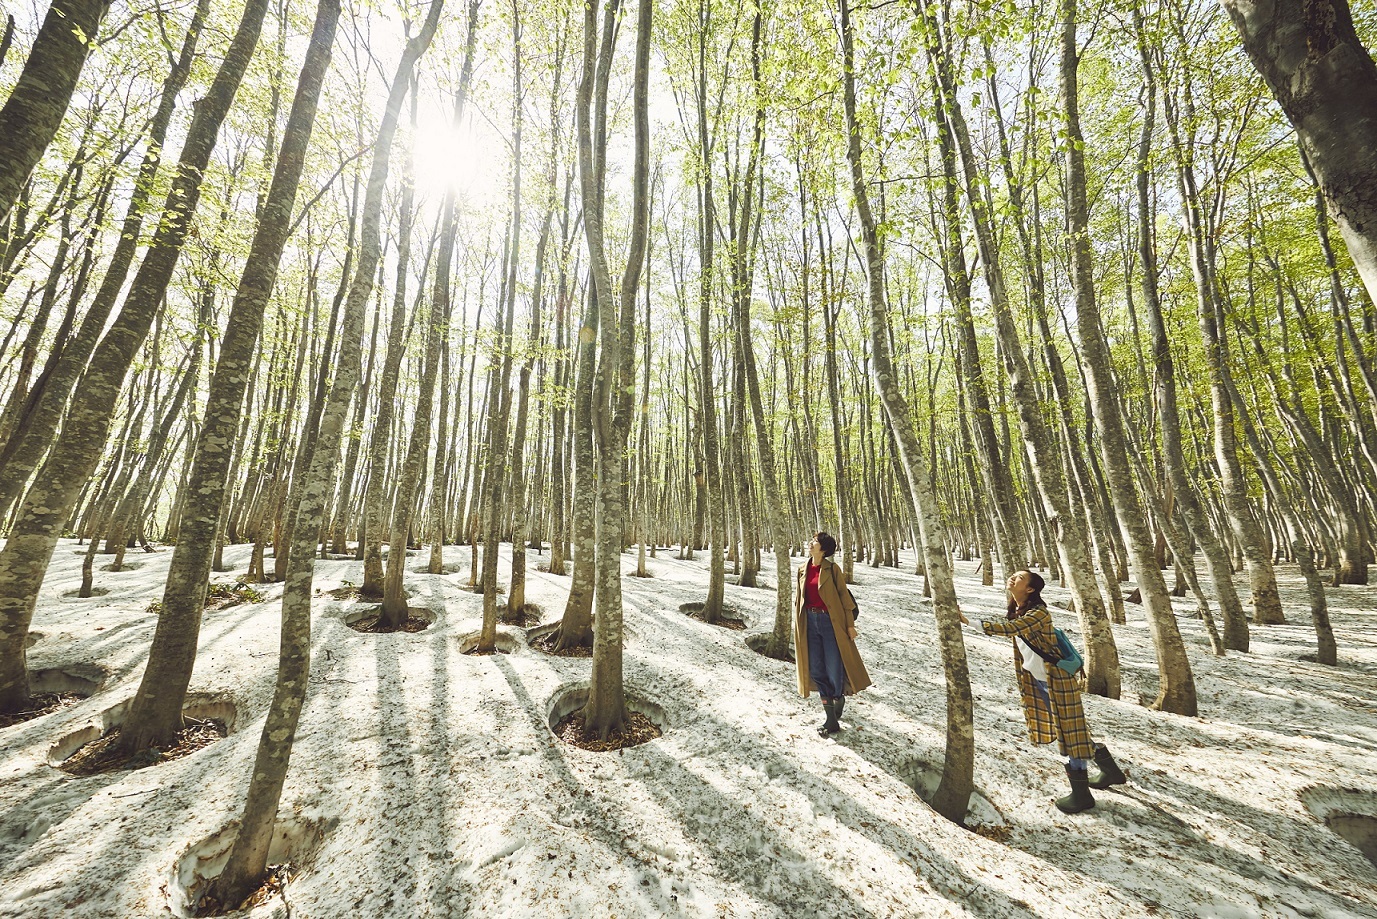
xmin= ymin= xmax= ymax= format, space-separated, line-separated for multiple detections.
xmin=972 ymin=569 xmax=1126 ymax=812
xmin=794 ymin=532 xmax=870 ymax=735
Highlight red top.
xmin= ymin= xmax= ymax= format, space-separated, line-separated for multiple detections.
xmin=804 ymin=562 xmax=824 ymax=609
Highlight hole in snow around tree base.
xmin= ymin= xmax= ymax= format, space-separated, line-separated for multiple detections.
xmin=897 ymin=757 xmax=1008 ymax=836
xmin=457 ymin=629 xmax=521 ymax=655
xmin=61 ymin=587 xmax=111 ymax=598
xmin=679 ymin=602 xmax=748 ymax=630
xmin=31 ymin=664 xmax=105 ymax=696
xmin=343 ymin=607 xmax=436 ymax=634
xmin=0 ymin=665 xmax=105 ymax=729
xmin=47 ymin=693 xmax=238 ymax=770
xmin=546 ymin=682 xmax=667 ymax=751
xmin=1299 ymin=785 xmax=1377 ymax=868
xmin=499 ymin=603 xmax=544 ymax=628
xmin=169 ymin=812 xmax=335 ymax=918
xmin=745 ymin=632 xmax=795 ymax=664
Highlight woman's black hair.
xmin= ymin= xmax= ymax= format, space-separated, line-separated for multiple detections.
xmin=1006 ymin=568 xmax=1046 ymax=618
xmin=815 ymin=531 xmax=837 ymax=558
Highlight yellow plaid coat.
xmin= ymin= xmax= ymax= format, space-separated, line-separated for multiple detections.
xmin=982 ymin=604 xmax=1095 ymax=760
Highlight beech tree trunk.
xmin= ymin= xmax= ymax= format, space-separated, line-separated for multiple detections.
xmin=840 ymin=0 xmax=973 ymax=824
xmin=0 ymin=0 xmax=208 ymax=521
xmin=733 ymin=6 xmax=793 ymax=660
xmin=381 ymin=0 xmax=480 ymax=629
xmin=920 ymin=0 xmax=1120 ymax=699
xmin=1132 ymin=5 xmax=1249 ymax=652
xmin=578 ymin=0 xmax=651 ymax=739
xmin=1061 ymin=0 xmax=1195 ymax=715
xmin=0 ymin=0 xmax=269 ymax=716
xmin=204 ymin=1 xmax=435 ymax=906
xmin=0 ymin=0 xmax=112 ymax=220
xmin=1222 ymin=0 xmax=1377 ymax=310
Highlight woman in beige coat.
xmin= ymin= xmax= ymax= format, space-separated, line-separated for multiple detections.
xmin=794 ymin=532 xmax=871 ymax=735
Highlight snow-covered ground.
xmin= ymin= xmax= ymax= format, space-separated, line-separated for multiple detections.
xmin=2 ymin=539 xmax=1375 ymax=918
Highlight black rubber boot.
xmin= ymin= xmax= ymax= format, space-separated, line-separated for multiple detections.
xmin=835 ymin=695 xmax=845 ymax=722
xmin=1055 ymin=765 xmax=1096 ymax=814
xmin=818 ymin=700 xmax=841 ymax=736
xmin=1088 ymin=743 xmax=1127 ymax=789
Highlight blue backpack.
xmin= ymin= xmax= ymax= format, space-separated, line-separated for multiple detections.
xmin=1051 ymin=629 xmax=1084 ymax=676
xmin=1031 ymin=627 xmax=1084 ymax=676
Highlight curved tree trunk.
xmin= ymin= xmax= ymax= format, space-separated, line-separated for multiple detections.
xmin=1061 ymin=0 xmax=1195 ymax=715
xmin=840 ymin=0 xmax=973 ymax=824
xmin=920 ymin=0 xmax=1120 ymax=699
xmin=0 ymin=0 xmax=112 ymax=221
xmin=1222 ymin=0 xmax=1377 ymax=310
xmin=203 ymin=2 xmax=435 ymax=905
xmin=117 ymin=0 xmax=332 ymax=750
xmin=0 ymin=0 xmax=208 ymax=521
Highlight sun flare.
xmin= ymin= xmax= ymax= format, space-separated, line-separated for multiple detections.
xmin=411 ymin=113 xmax=498 ymax=204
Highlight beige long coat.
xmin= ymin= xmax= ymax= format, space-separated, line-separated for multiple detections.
xmin=794 ymin=559 xmax=872 ymax=698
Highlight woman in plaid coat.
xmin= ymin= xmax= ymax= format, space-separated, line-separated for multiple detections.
xmin=973 ymin=569 xmax=1126 ymax=813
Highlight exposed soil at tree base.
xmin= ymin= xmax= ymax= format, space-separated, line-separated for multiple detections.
xmin=347 ymin=615 xmax=431 ymax=634
xmin=530 ymin=631 xmax=594 ymax=658
xmin=680 ymin=602 xmax=747 ymax=630
xmin=500 ymin=603 xmax=543 ymax=627
xmin=60 ymin=719 xmax=228 ymax=776
xmin=687 ymin=611 xmax=746 ymax=631
xmin=193 ymin=862 xmax=294 ymax=917
xmin=970 ymin=823 xmax=1013 ymax=843
xmin=554 ymin=710 xmax=662 ymax=752
xmin=0 ymin=692 xmax=86 ymax=729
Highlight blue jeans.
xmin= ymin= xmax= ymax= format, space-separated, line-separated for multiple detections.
xmin=807 ymin=608 xmax=845 ymax=699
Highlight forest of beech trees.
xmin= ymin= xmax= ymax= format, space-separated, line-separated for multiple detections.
xmin=1 ymin=0 xmax=1376 ymax=900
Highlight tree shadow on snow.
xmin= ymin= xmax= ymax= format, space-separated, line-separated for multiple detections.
xmin=491 ymin=656 xmax=698 ymax=917
xmin=632 ymin=712 xmax=1046 ymax=918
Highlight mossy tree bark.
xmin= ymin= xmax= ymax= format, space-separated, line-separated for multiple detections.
xmin=0 ymin=0 xmax=111 ymax=222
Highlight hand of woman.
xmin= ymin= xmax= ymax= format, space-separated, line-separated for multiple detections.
xmin=847 ymin=624 xmax=858 ymax=640
xmin=959 ymin=613 xmax=970 ymax=625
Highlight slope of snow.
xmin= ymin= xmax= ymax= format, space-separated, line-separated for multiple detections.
xmin=1 ymin=540 xmax=1375 ymax=918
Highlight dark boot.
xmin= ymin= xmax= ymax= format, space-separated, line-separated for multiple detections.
xmin=1055 ymin=765 xmax=1095 ymax=814
xmin=818 ymin=700 xmax=840 ymax=736
xmin=835 ymin=695 xmax=845 ymax=722
xmin=1088 ymin=743 xmax=1127 ymax=789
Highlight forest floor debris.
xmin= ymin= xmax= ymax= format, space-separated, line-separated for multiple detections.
xmin=0 ymin=692 xmax=85 ymax=730
xmin=58 ymin=718 xmax=228 ymax=776
xmin=553 ymin=710 xmax=663 ymax=752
